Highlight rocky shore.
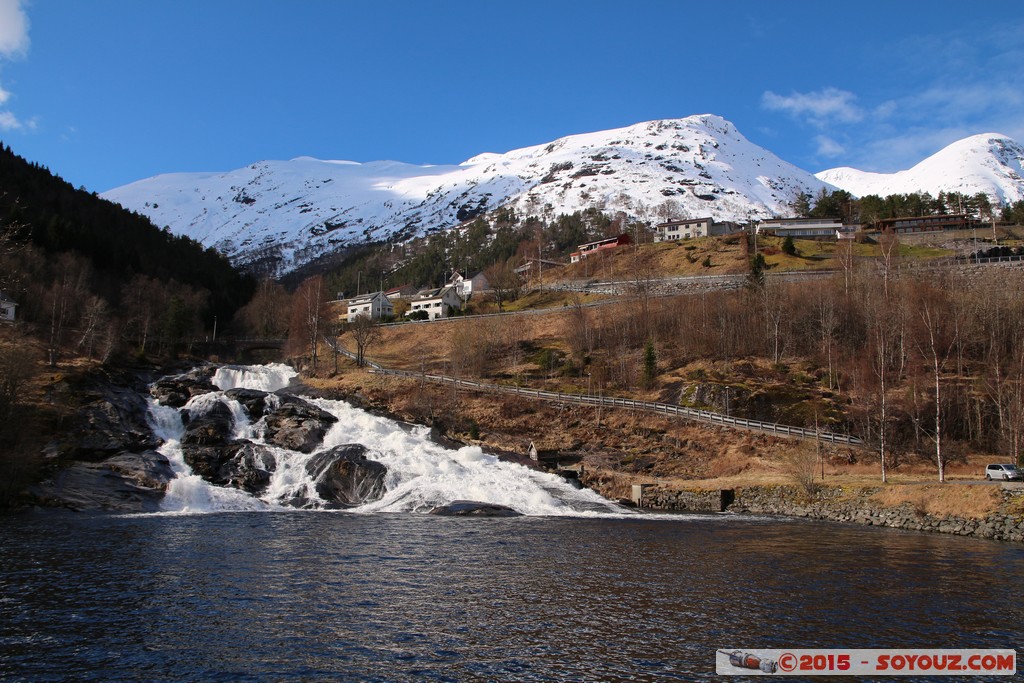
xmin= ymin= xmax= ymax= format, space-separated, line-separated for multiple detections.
xmin=634 ymin=484 xmax=1024 ymax=544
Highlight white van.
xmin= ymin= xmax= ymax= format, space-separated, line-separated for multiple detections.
xmin=985 ymin=463 xmax=1022 ymax=481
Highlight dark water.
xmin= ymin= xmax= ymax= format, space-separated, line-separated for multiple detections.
xmin=1 ymin=511 xmax=1021 ymax=682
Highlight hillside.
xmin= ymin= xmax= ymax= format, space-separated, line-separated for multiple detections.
xmin=0 ymin=142 xmax=252 ymax=321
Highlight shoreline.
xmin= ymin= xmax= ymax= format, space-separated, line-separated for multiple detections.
xmin=307 ymin=375 xmax=1024 ymax=544
xmin=630 ymin=483 xmax=1024 ymax=544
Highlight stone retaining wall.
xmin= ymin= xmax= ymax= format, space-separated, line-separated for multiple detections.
xmin=639 ymin=484 xmax=1024 ymax=543
xmin=639 ymin=487 xmax=733 ymax=513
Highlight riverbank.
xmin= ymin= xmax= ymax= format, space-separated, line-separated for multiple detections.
xmin=628 ymin=482 xmax=1024 ymax=544
xmin=307 ymin=367 xmax=1024 ymax=544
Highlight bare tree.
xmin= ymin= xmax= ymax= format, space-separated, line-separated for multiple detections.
xmin=912 ymin=282 xmax=959 ymax=482
xmin=484 ymin=261 xmax=522 ymax=312
xmin=237 ymin=278 xmax=291 ymax=338
xmin=288 ymin=276 xmax=326 ymax=373
xmin=877 ymin=230 xmax=900 ymax=301
xmin=350 ymin=314 xmax=380 ymax=368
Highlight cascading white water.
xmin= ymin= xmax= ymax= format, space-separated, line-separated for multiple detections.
xmin=309 ymin=397 xmax=624 ymax=515
xmin=148 ymin=399 xmax=268 ymax=513
xmin=149 ymin=364 xmax=630 ymax=516
xmin=212 ymin=363 xmax=297 ymax=392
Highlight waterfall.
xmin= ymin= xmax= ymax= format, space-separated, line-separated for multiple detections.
xmin=148 ymin=399 xmax=268 ymax=514
xmin=148 ymin=364 xmax=630 ymax=516
xmin=212 ymin=363 xmax=297 ymax=392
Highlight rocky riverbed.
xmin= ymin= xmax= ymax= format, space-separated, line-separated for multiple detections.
xmin=28 ymin=364 xmax=390 ymax=512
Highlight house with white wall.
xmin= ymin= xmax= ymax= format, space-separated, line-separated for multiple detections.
xmin=448 ymin=271 xmax=489 ymax=299
xmin=756 ymin=217 xmax=855 ymax=239
xmin=653 ymin=218 xmax=738 ymax=241
xmin=0 ymin=292 xmax=17 ymax=322
xmin=346 ymin=291 xmax=393 ymax=322
xmin=407 ymin=285 xmax=463 ymax=319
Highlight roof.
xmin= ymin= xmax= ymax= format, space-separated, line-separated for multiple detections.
xmin=410 ymin=285 xmax=459 ymax=301
xmin=0 ymin=291 xmax=16 ymax=305
xmin=655 ymin=217 xmax=714 ymax=228
xmin=347 ymin=291 xmax=388 ymax=306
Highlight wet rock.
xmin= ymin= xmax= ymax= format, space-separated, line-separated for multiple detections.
xmin=429 ymin=500 xmax=522 ymax=517
xmin=182 ymin=442 xmax=244 ymax=484
xmin=182 ymin=401 xmax=235 ymax=446
xmin=64 ymin=368 xmax=159 ymax=460
xmin=29 ymin=450 xmax=174 ymax=512
xmin=263 ymin=396 xmax=338 ymax=453
xmin=303 ymin=444 xmax=387 ymax=508
xmin=222 ymin=443 xmax=277 ymax=494
xmin=224 ymin=388 xmax=270 ymax=419
xmin=104 ymin=451 xmax=176 ymax=490
xmin=150 ymin=370 xmax=217 ymax=408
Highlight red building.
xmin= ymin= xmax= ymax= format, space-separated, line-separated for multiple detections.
xmin=570 ymin=234 xmax=632 ymax=263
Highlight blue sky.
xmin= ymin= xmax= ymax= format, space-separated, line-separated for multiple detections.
xmin=1 ymin=0 xmax=1023 ymax=192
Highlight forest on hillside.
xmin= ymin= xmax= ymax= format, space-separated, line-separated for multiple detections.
xmin=314 ymin=187 xmax=1024 ymax=300
xmin=0 ymin=142 xmax=254 ymax=363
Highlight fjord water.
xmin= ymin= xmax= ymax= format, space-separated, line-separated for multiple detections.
xmin=3 ymin=512 xmax=1023 ymax=681
xmin=2 ymin=365 xmax=1022 ymax=681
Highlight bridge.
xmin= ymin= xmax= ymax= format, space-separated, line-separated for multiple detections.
xmin=190 ymin=337 xmax=287 ymax=359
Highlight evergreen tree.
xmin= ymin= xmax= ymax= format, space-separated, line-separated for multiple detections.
xmin=791 ymin=192 xmax=812 ymax=217
xmin=642 ymin=339 xmax=657 ymax=389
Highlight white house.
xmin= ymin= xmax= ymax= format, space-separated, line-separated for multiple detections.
xmin=407 ymin=285 xmax=463 ymax=319
xmin=384 ymin=284 xmax=418 ymax=300
xmin=346 ymin=291 xmax=393 ymax=323
xmin=448 ymin=271 xmax=489 ymax=299
xmin=0 ymin=292 xmax=17 ymax=322
xmin=756 ymin=217 xmax=855 ymax=239
xmin=653 ymin=217 xmax=737 ymax=242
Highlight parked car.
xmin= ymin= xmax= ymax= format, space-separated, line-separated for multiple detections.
xmin=984 ymin=463 xmax=1023 ymax=481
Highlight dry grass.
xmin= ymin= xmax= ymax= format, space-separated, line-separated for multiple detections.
xmin=870 ymin=484 xmax=1001 ymax=519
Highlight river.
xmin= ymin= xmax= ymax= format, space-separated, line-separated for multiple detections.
xmin=1 ymin=365 xmax=1021 ymax=681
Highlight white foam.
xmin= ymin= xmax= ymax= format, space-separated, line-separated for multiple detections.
xmin=150 ymin=364 xmax=632 ymax=517
xmin=211 ymin=363 xmax=297 ymax=392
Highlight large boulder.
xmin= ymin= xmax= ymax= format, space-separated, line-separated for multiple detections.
xmin=221 ymin=442 xmax=277 ymax=494
xmin=62 ymin=367 xmax=159 ymax=460
xmin=262 ymin=396 xmax=338 ymax=453
xmin=182 ymin=442 xmax=243 ymax=484
xmin=303 ymin=444 xmax=387 ymax=508
xmin=30 ymin=450 xmax=174 ymax=512
xmin=181 ymin=401 xmax=235 ymax=446
xmin=149 ymin=369 xmax=217 ymax=408
xmin=224 ymin=388 xmax=270 ymax=419
xmin=429 ymin=500 xmax=522 ymax=517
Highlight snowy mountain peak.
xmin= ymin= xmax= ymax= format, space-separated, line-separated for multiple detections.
xmin=103 ymin=114 xmax=827 ymax=275
xmin=817 ymin=133 xmax=1024 ymax=203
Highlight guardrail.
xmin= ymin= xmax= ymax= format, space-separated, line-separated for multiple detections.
xmin=367 ymin=365 xmax=864 ymax=447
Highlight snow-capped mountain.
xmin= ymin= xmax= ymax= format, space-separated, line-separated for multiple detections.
xmin=817 ymin=134 xmax=1024 ymax=203
xmin=103 ymin=115 xmax=829 ymax=274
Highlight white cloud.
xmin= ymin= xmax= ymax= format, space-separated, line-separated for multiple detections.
xmin=761 ymin=88 xmax=863 ymax=126
xmin=0 ymin=0 xmax=29 ymax=58
xmin=0 ymin=109 xmax=23 ymax=130
xmin=814 ymin=135 xmax=845 ymax=158
xmin=0 ymin=0 xmax=31 ymax=135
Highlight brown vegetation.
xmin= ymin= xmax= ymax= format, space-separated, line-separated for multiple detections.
xmin=329 ymin=260 xmax=1024 ymax=487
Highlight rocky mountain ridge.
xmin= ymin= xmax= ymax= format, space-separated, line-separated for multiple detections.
xmin=103 ymin=116 xmax=1024 ymax=275
xmin=102 ymin=115 xmax=831 ymax=274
